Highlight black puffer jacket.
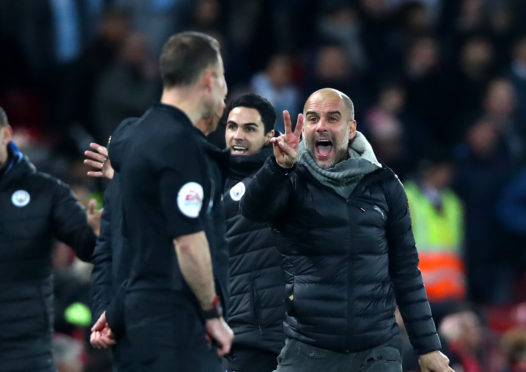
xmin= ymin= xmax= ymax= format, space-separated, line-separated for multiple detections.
xmin=0 ymin=143 xmax=95 ymax=371
xmin=224 ymin=147 xmax=285 ymax=354
xmin=241 ymin=157 xmax=441 ymax=355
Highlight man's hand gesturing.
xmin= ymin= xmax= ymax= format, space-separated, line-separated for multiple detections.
xmin=271 ymin=110 xmax=304 ymax=169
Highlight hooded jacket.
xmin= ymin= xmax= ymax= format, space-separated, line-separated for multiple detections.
xmin=0 ymin=143 xmax=95 ymax=371
xmin=223 ymin=147 xmax=285 ymax=354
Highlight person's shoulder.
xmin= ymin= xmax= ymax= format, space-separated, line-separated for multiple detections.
xmin=32 ymin=170 xmax=70 ymax=190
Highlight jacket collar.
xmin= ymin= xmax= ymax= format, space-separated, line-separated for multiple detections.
xmin=0 ymin=142 xmax=35 ymax=190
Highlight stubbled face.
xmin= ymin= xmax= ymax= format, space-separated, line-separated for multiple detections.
xmin=205 ymin=56 xmax=228 ymax=132
xmin=225 ymin=107 xmax=272 ymax=155
xmin=0 ymin=125 xmax=12 ymax=169
xmin=303 ymin=91 xmax=356 ymax=168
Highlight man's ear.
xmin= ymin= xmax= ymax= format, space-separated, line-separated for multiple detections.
xmin=349 ymin=120 xmax=357 ymax=140
xmin=264 ymin=129 xmax=275 ymax=145
xmin=202 ymin=69 xmax=215 ymax=90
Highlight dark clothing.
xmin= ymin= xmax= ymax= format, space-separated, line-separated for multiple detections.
xmin=240 ymin=157 xmax=441 ymax=355
xmin=453 ymin=142 xmax=515 ymax=304
xmin=125 ymin=292 xmax=222 ymax=372
xmin=120 ymin=103 xmax=228 ymax=298
xmin=90 ymin=118 xmax=140 ymax=371
xmin=91 ymin=119 xmax=138 ymax=321
xmin=116 ymin=104 xmax=228 ymax=369
xmin=275 ymin=337 xmax=402 ymax=372
xmin=224 ymin=346 xmax=278 ymax=372
xmin=0 ymin=143 xmax=96 ymax=371
xmin=224 ymin=148 xmax=285 ymax=356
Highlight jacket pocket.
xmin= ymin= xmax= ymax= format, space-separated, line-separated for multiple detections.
xmin=285 ymin=281 xmax=295 ymax=316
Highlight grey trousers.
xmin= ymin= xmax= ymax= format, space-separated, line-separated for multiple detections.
xmin=274 ymin=338 xmax=402 ymax=372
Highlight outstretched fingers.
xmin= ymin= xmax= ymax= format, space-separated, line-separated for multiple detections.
xmin=283 ymin=110 xmax=292 ymax=135
xmin=294 ymin=113 xmax=304 ymax=138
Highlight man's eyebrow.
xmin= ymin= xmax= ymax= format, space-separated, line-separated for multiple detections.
xmin=226 ymin=120 xmax=238 ymax=125
xmin=305 ymin=111 xmax=342 ymax=116
xmin=242 ymin=122 xmax=259 ymax=127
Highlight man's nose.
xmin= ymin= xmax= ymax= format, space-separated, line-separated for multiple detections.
xmin=234 ymin=127 xmax=244 ymax=138
xmin=316 ymin=118 xmax=328 ymax=131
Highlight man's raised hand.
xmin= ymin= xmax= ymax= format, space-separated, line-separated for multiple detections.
xmin=84 ymin=142 xmax=114 ymax=180
xmin=270 ymin=110 xmax=303 ymax=169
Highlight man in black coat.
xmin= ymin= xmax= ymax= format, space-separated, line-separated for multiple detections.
xmin=240 ymin=88 xmax=453 ymax=372
xmin=0 ymin=107 xmax=99 ymax=371
xmin=222 ymin=94 xmax=285 ymax=372
xmin=87 ymin=117 xmax=140 ymax=371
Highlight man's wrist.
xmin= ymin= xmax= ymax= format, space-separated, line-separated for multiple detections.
xmin=202 ymin=296 xmax=223 ymax=320
xmin=271 ymin=156 xmax=295 ymax=174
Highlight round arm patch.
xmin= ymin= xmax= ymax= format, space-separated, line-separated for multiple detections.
xmin=177 ymin=182 xmax=204 ymax=218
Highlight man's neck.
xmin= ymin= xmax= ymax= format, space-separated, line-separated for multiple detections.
xmin=161 ymin=88 xmax=205 ymax=132
xmin=0 ymin=146 xmax=13 ymax=176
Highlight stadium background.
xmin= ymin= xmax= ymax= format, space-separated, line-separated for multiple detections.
xmin=1 ymin=0 xmax=526 ymax=370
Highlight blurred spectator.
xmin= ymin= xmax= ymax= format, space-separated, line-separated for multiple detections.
xmin=364 ymin=85 xmax=406 ymax=174
xmin=115 ymin=0 xmax=192 ymax=56
xmin=502 ymin=328 xmax=526 ymax=372
xmin=451 ymin=37 xmax=495 ymax=141
xmin=302 ymin=43 xmax=372 ymax=119
xmin=487 ymin=3 xmax=514 ymax=67
xmin=496 ymin=167 xmax=526 ymax=301
xmin=250 ymin=53 xmax=300 ymax=132
xmin=59 ymin=6 xmax=131 ymax=141
xmin=439 ymin=310 xmax=484 ymax=372
xmin=453 ymin=116 xmax=515 ymax=304
xmin=92 ymin=32 xmax=159 ymax=143
xmin=482 ymin=77 xmax=523 ymax=161
xmin=317 ymin=3 xmax=366 ymax=71
xmin=403 ymin=35 xmax=450 ymax=144
xmin=357 ymin=0 xmax=398 ymax=73
xmin=364 ymin=82 xmax=430 ymax=178
xmin=509 ymin=36 xmax=526 ymax=137
xmin=405 ymin=154 xmax=466 ymax=325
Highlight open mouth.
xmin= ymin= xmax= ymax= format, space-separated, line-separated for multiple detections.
xmin=231 ymin=145 xmax=249 ymax=155
xmin=315 ymin=139 xmax=333 ymax=160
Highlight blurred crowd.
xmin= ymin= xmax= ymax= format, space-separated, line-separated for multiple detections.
xmin=2 ymin=0 xmax=526 ymax=370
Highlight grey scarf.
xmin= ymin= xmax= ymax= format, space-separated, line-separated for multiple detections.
xmin=298 ymin=131 xmax=381 ymax=198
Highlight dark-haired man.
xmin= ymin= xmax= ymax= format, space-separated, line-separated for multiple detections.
xmin=91 ymin=31 xmax=233 ymax=371
xmin=241 ymin=88 xmax=453 ymax=372
xmin=222 ymin=94 xmax=285 ymax=372
xmin=0 ymin=107 xmax=99 ymax=371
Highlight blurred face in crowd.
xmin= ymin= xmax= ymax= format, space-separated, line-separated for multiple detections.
xmin=225 ymin=107 xmax=273 ymax=156
xmin=315 ymin=45 xmax=351 ymax=81
xmin=467 ymin=118 xmax=498 ymax=157
xmin=425 ymin=163 xmax=454 ymax=190
xmin=303 ymin=89 xmax=356 ymax=168
xmin=267 ymin=54 xmax=293 ymax=89
xmin=0 ymin=125 xmax=12 ymax=169
xmin=461 ymin=38 xmax=493 ymax=75
xmin=484 ymin=79 xmax=515 ymax=117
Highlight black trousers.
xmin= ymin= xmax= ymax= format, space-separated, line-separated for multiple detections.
xmin=112 ymin=334 xmax=140 ymax=372
xmin=275 ymin=337 xmax=402 ymax=372
xmin=125 ymin=293 xmax=222 ymax=372
xmin=224 ymin=345 xmax=279 ymax=372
